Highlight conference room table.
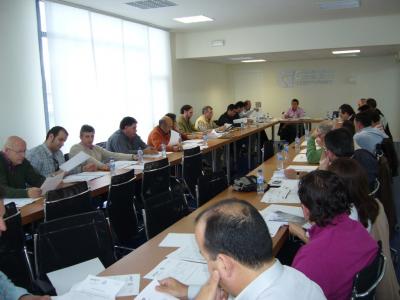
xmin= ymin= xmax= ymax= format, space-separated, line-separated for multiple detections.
xmin=99 ymin=137 xmax=317 ymax=299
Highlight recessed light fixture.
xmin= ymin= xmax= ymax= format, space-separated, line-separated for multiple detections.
xmin=320 ymin=0 xmax=360 ymax=10
xmin=241 ymin=59 xmax=266 ymax=63
xmin=229 ymin=57 xmax=253 ymax=61
xmin=332 ymin=49 xmax=361 ymax=54
xmin=174 ymin=15 xmax=213 ymax=23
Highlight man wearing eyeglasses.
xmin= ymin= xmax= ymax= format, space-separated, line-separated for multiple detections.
xmin=0 ymin=136 xmax=44 ymax=198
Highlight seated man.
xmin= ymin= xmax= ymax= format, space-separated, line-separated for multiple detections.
xmin=234 ymin=101 xmax=245 ymax=118
xmin=366 ymin=98 xmax=392 ymax=139
xmin=240 ymin=99 xmax=257 ymax=118
xmin=306 ymin=121 xmax=333 ymax=164
xmin=354 ymin=111 xmax=387 ymax=154
xmin=216 ymin=104 xmax=238 ymax=126
xmin=107 ymin=116 xmax=156 ymax=155
xmin=156 ymin=199 xmax=325 ymax=300
xmin=177 ymin=105 xmax=202 ymax=137
xmin=194 ymin=106 xmax=223 ymax=132
xmin=0 ymin=187 xmax=51 ymax=300
xmin=147 ymin=116 xmax=182 ymax=152
xmin=283 ymin=98 xmax=304 ymax=119
xmin=0 ymin=136 xmax=44 ymax=198
xmin=70 ymin=125 xmax=134 ymax=171
xmin=26 ymin=126 xmax=94 ymax=177
xmin=279 ymin=99 xmax=305 ymax=143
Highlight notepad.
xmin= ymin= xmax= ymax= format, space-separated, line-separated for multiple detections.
xmin=286 ymin=165 xmax=318 ymax=172
xmin=292 ymin=154 xmax=308 ymax=163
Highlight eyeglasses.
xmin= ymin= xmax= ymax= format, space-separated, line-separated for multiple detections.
xmin=7 ymin=148 xmax=26 ymax=155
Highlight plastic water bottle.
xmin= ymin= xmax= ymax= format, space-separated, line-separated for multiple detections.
xmin=240 ymin=122 xmax=245 ymax=130
xmin=161 ymin=143 xmax=167 ymax=158
xmin=295 ymin=136 xmax=301 ymax=153
xmin=276 ymin=151 xmax=284 ymax=170
xmin=305 ymin=128 xmax=310 ymax=141
xmin=203 ymin=134 xmax=208 ymax=147
xmin=257 ymin=169 xmax=264 ymax=194
xmin=109 ymin=158 xmax=115 ymax=175
xmin=283 ymin=143 xmax=289 ymax=160
xmin=137 ymin=147 xmax=143 ymax=163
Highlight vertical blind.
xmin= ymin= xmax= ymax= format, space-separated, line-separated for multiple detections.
xmin=42 ymin=2 xmax=172 ymax=150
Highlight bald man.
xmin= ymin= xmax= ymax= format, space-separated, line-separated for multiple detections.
xmin=0 ymin=136 xmax=44 ymax=198
xmin=147 ymin=116 xmax=182 ymax=152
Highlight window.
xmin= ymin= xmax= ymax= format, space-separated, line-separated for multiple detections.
xmin=38 ymin=1 xmax=172 ymax=150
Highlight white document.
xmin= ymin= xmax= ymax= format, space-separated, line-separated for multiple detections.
xmin=63 ymin=172 xmax=108 ymax=183
xmin=4 ymin=198 xmax=34 ymax=208
xmin=207 ymin=129 xmax=224 ymax=139
xmin=265 ymin=221 xmax=286 ymax=237
xmin=47 ymin=258 xmax=105 ymax=295
xmin=60 ymin=151 xmax=90 ymax=172
xmin=159 ymin=233 xmax=197 ymax=248
xmin=260 ymin=204 xmax=304 ymax=225
xmin=301 ymin=141 xmax=307 ymax=147
xmin=262 ymin=180 xmax=300 ymax=204
xmin=292 ymin=154 xmax=308 ymax=163
xmin=114 ymin=160 xmax=137 ymax=170
xmin=286 ymin=165 xmax=318 ymax=172
xmin=135 ymin=279 xmax=179 ymax=300
xmin=271 ymin=170 xmax=286 ymax=179
xmin=145 ymin=259 xmax=209 ymax=286
xmin=72 ymin=275 xmax=124 ymax=299
xmin=168 ymin=130 xmax=181 ymax=146
xmin=299 ymin=148 xmax=307 ymax=154
xmin=105 ymin=274 xmax=140 ymax=297
xmin=143 ymin=152 xmax=162 ymax=158
xmin=166 ymin=246 xmax=205 ymax=264
xmin=41 ymin=172 xmax=64 ymax=195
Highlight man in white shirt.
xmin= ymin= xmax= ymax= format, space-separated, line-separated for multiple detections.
xmin=156 ymin=199 xmax=326 ymax=300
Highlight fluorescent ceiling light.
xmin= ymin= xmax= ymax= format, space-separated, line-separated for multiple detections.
xmin=229 ymin=57 xmax=253 ymax=61
xmin=174 ymin=15 xmax=213 ymax=23
xmin=241 ymin=59 xmax=266 ymax=63
xmin=332 ymin=49 xmax=361 ymax=54
xmin=320 ymin=0 xmax=360 ymax=10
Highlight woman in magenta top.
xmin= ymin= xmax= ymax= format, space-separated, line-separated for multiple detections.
xmin=292 ymin=170 xmax=378 ymax=300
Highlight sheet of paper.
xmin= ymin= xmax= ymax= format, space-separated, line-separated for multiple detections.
xmin=207 ymin=130 xmax=224 ymax=139
xmin=262 ymin=180 xmax=300 ymax=204
xmin=168 ymin=130 xmax=180 ymax=146
xmin=292 ymin=154 xmax=308 ymax=163
xmin=145 ymin=259 xmax=209 ymax=286
xmin=159 ymin=233 xmax=197 ymax=248
xmin=135 ymin=279 xmax=179 ymax=300
xmin=301 ymin=141 xmax=307 ymax=147
xmin=114 ymin=160 xmax=137 ymax=170
xmin=104 ymin=274 xmax=140 ymax=297
xmin=63 ymin=172 xmax=108 ymax=183
xmin=265 ymin=221 xmax=286 ymax=237
xmin=299 ymin=148 xmax=307 ymax=154
xmin=72 ymin=275 xmax=124 ymax=299
xmin=271 ymin=169 xmax=286 ymax=179
xmin=41 ymin=172 xmax=64 ymax=195
xmin=47 ymin=258 xmax=105 ymax=295
xmin=143 ymin=153 xmax=162 ymax=158
xmin=60 ymin=151 xmax=90 ymax=172
xmin=260 ymin=204 xmax=305 ymax=225
xmin=166 ymin=245 xmax=206 ymax=264
xmin=286 ymin=165 xmax=318 ymax=172
xmin=4 ymin=198 xmax=34 ymax=208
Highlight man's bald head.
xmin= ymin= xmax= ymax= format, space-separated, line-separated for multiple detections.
xmin=159 ymin=116 xmax=173 ymax=133
xmin=3 ymin=136 xmax=27 ymax=166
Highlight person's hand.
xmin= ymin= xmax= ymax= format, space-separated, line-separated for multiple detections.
xmin=172 ymin=144 xmax=182 ymax=152
xmin=315 ymin=136 xmax=324 ymax=147
xmin=156 ymin=277 xmax=189 ymax=299
xmin=27 ymin=187 xmax=42 ymax=198
xmin=288 ymin=222 xmax=309 ymax=244
xmin=284 ymin=168 xmax=297 ymax=179
xmin=311 ymin=128 xmax=319 ymax=139
xmin=20 ymin=295 xmax=51 ymax=300
xmin=82 ymin=163 xmax=97 ymax=172
xmin=195 ymin=271 xmax=227 ymax=300
xmin=99 ymin=164 xmax=110 ymax=171
xmin=144 ymin=148 xmax=159 ymax=155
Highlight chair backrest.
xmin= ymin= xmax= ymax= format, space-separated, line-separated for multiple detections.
xmin=34 ymin=210 xmax=116 ymax=278
xmin=182 ymin=146 xmax=203 ymax=197
xmin=96 ymin=141 xmax=107 ymax=149
xmin=196 ymin=171 xmax=228 ymax=207
xmin=106 ymin=169 xmax=139 ymax=243
xmin=352 ymin=242 xmax=386 ymax=299
xmin=141 ymin=158 xmax=170 ymax=201
xmin=44 ymin=181 xmax=93 ymax=221
xmin=376 ymin=138 xmax=398 ymax=177
xmin=142 ymin=190 xmax=188 ymax=240
xmin=0 ymin=202 xmax=34 ymax=291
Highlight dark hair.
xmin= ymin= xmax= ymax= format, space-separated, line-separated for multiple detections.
xmin=202 ymin=106 xmax=212 ymax=114
xmin=325 ymin=128 xmax=354 ymax=157
xmin=355 ymin=111 xmax=373 ymax=127
xmin=235 ymin=101 xmax=245 ymax=108
xmin=339 ymin=104 xmax=355 ymax=116
xmin=227 ymin=104 xmax=236 ymax=111
xmin=180 ymin=105 xmax=192 ymax=114
xmin=80 ymin=124 xmax=95 ymax=136
xmin=119 ymin=116 xmax=137 ymax=130
xmin=366 ymin=98 xmax=377 ymax=109
xmin=46 ymin=126 xmax=68 ymax=140
xmin=244 ymin=100 xmax=251 ymax=106
xmin=328 ymin=158 xmax=379 ymax=228
xmin=358 ymin=104 xmax=371 ymax=112
xmin=298 ymin=170 xmax=351 ymax=227
xmin=195 ymin=199 xmax=273 ymax=269
xmin=341 ymin=120 xmax=355 ymax=136
xmin=165 ymin=113 xmax=176 ymax=122
xmin=369 ymin=109 xmax=380 ymax=123
xmin=291 ymin=98 xmax=299 ymax=104
xmin=0 ymin=185 xmax=4 ymax=200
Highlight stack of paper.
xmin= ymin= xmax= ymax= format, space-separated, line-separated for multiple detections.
xmin=182 ymin=139 xmax=205 ymax=150
xmin=262 ymin=179 xmax=300 ymax=204
xmin=60 ymin=151 xmax=90 ymax=172
xmin=292 ymin=154 xmax=308 ymax=163
xmin=259 ymin=205 xmax=305 ymax=237
xmin=63 ymin=172 xmax=109 ymax=183
xmin=114 ymin=160 xmax=137 ymax=170
xmin=285 ymin=165 xmax=318 ymax=172
xmin=206 ymin=129 xmax=225 ymax=139
xmin=168 ymin=130 xmax=181 ymax=146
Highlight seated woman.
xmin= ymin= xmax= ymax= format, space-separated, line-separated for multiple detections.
xmin=291 ymin=170 xmax=378 ymax=300
xmin=306 ymin=120 xmax=333 ymax=164
xmin=329 ymin=158 xmax=400 ymax=300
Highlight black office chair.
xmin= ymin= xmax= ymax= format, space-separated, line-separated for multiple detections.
xmin=44 ymin=181 xmax=93 ymax=221
xmin=0 ymin=202 xmax=35 ymax=292
xmin=96 ymin=141 xmax=107 ymax=149
xmin=34 ymin=210 xmax=116 ymax=285
xmin=351 ymin=242 xmax=386 ymax=300
xmin=182 ymin=146 xmax=203 ymax=199
xmin=106 ymin=169 xmax=144 ymax=250
xmin=142 ymin=190 xmax=188 ymax=240
xmin=141 ymin=158 xmax=170 ymax=202
xmin=196 ymin=171 xmax=228 ymax=207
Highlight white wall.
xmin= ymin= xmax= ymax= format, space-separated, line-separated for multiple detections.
xmin=227 ymin=56 xmax=400 ymax=140
xmin=0 ymin=0 xmax=46 ymax=148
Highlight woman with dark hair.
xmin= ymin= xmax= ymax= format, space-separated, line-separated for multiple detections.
xmin=291 ymin=170 xmax=378 ymax=300
xmin=328 ymin=158 xmax=399 ymax=300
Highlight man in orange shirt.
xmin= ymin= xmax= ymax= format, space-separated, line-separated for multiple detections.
xmin=147 ymin=116 xmax=182 ymax=152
